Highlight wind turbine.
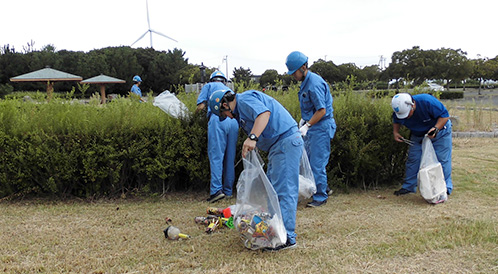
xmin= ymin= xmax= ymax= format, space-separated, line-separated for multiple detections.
xmin=131 ymin=0 xmax=178 ymax=48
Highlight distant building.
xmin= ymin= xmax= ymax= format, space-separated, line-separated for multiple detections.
xmin=251 ymin=75 xmax=261 ymax=83
xmin=184 ymin=81 xmax=235 ymax=93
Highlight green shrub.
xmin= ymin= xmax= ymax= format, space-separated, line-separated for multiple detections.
xmin=327 ymin=90 xmax=408 ymax=191
xmin=439 ymin=90 xmax=464 ymax=99
xmin=375 ymin=81 xmax=389 ymax=90
xmin=0 ymin=89 xmax=408 ymax=198
xmin=0 ymin=83 xmax=14 ymax=98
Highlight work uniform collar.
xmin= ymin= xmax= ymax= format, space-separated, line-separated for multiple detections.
xmin=300 ymin=70 xmax=311 ymax=89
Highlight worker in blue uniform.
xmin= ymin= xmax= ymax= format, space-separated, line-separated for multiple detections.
xmin=130 ymin=75 xmax=145 ymax=102
xmin=208 ymin=89 xmax=303 ymax=251
xmin=196 ymin=71 xmax=239 ymax=203
xmin=286 ymin=51 xmax=336 ymax=208
xmin=391 ymin=93 xmax=453 ymax=200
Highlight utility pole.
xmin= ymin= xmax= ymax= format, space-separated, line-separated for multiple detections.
xmin=222 ymin=55 xmax=229 ymax=80
xmin=378 ymin=55 xmax=386 ymax=70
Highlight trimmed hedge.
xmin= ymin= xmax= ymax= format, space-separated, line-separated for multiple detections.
xmin=439 ymin=90 xmax=464 ymax=99
xmin=0 ymin=95 xmax=210 ymax=198
xmin=0 ymin=89 xmax=408 ymax=198
xmin=329 ymin=91 xmax=408 ymax=190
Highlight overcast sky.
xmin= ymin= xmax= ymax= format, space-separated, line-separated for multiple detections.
xmin=1 ymin=0 xmax=496 ymax=79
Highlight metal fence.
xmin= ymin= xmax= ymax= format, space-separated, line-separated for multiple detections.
xmin=184 ymin=82 xmax=235 ymax=93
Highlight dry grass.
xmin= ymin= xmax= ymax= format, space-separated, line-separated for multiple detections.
xmin=447 ymin=107 xmax=498 ymax=132
xmin=1 ymin=139 xmax=497 ymax=274
xmin=442 ymin=98 xmax=498 ymax=132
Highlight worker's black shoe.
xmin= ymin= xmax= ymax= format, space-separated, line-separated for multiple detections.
xmin=264 ymin=240 xmax=297 ymax=252
xmin=394 ymin=188 xmax=411 ymax=196
xmin=306 ymin=199 xmax=327 ymax=208
xmin=207 ymin=191 xmax=225 ymax=203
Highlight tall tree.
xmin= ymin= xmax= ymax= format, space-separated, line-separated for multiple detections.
xmin=489 ymin=56 xmax=498 ymax=80
xmin=385 ymin=46 xmax=427 ymax=84
xmin=433 ymin=48 xmax=471 ymax=89
xmin=280 ymin=73 xmax=296 ymax=86
xmin=385 ymin=46 xmax=473 ymax=89
xmin=177 ymin=64 xmax=202 ymax=86
xmin=259 ymin=69 xmax=279 ymax=88
xmin=337 ymin=63 xmax=363 ymax=82
xmin=232 ymin=67 xmax=252 ymax=84
xmin=309 ymin=59 xmax=342 ymax=83
xmin=31 ymin=44 xmax=58 ymax=70
xmin=361 ymin=65 xmax=381 ymax=82
xmin=472 ymin=56 xmax=498 ymax=94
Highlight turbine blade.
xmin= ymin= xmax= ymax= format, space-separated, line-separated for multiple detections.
xmin=150 ymin=29 xmax=178 ymax=43
xmin=131 ymin=31 xmax=149 ymax=46
xmin=146 ymin=0 xmax=151 ymax=29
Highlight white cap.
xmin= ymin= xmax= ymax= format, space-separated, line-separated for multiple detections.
xmin=391 ymin=93 xmax=414 ymax=119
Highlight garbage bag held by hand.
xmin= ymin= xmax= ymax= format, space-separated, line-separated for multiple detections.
xmin=299 ymin=147 xmax=316 ymax=201
xmin=418 ymin=136 xmax=447 ymax=204
xmin=153 ymin=90 xmax=189 ymax=118
xmin=233 ymin=150 xmax=287 ymax=250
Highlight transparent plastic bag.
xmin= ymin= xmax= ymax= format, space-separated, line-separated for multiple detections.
xmin=418 ymin=136 xmax=447 ymax=204
xmin=298 ymin=148 xmax=316 ymax=201
xmin=153 ymin=90 xmax=188 ymax=118
xmin=233 ymin=150 xmax=287 ymax=250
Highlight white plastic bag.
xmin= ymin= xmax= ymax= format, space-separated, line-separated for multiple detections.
xmin=418 ymin=136 xmax=447 ymax=204
xmin=233 ymin=150 xmax=287 ymax=250
xmin=153 ymin=90 xmax=188 ymax=118
xmin=298 ymin=148 xmax=316 ymax=201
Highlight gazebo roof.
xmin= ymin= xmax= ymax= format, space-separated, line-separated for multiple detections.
xmin=10 ymin=67 xmax=82 ymax=82
xmin=81 ymin=74 xmax=126 ymax=84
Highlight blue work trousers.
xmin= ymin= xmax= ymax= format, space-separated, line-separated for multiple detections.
xmin=208 ymin=115 xmax=239 ymax=196
xmin=304 ymin=125 xmax=335 ymax=202
xmin=266 ymin=130 xmax=303 ymax=245
xmin=403 ymin=120 xmax=453 ymax=194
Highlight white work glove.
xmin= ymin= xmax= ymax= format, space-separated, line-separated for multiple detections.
xmin=299 ymin=118 xmax=305 ymax=127
xmin=299 ymin=123 xmax=310 ymax=136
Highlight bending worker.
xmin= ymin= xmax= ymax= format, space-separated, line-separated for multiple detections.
xmin=391 ymin=92 xmax=453 ymax=200
xmin=130 ymin=75 xmax=145 ymax=102
xmin=196 ymin=71 xmax=239 ymax=203
xmin=286 ymin=51 xmax=337 ymax=208
xmin=209 ymin=89 xmax=303 ymax=251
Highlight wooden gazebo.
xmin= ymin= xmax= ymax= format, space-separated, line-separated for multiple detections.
xmin=10 ymin=66 xmax=82 ymax=100
xmin=81 ymin=74 xmax=126 ymax=104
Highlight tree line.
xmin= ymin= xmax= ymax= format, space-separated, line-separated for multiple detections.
xmin=0 ymin=44 xmax=208 ymax=96
xmin=258 ymin=46 xmax=498 ymax=91
xmin=1 ymin=43 xmax=497 ymax=96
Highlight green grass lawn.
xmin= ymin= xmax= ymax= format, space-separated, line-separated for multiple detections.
xmin=1 ymin=140 xmax=497 ymax=274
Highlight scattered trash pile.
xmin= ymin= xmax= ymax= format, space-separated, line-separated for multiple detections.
xmin=162 ymin=203 xmax=284 ymax=251
xmin=194 ymin=206 xmax=235 ymax=233
xmin=161 ymin=150 xmax=319 ymax=250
